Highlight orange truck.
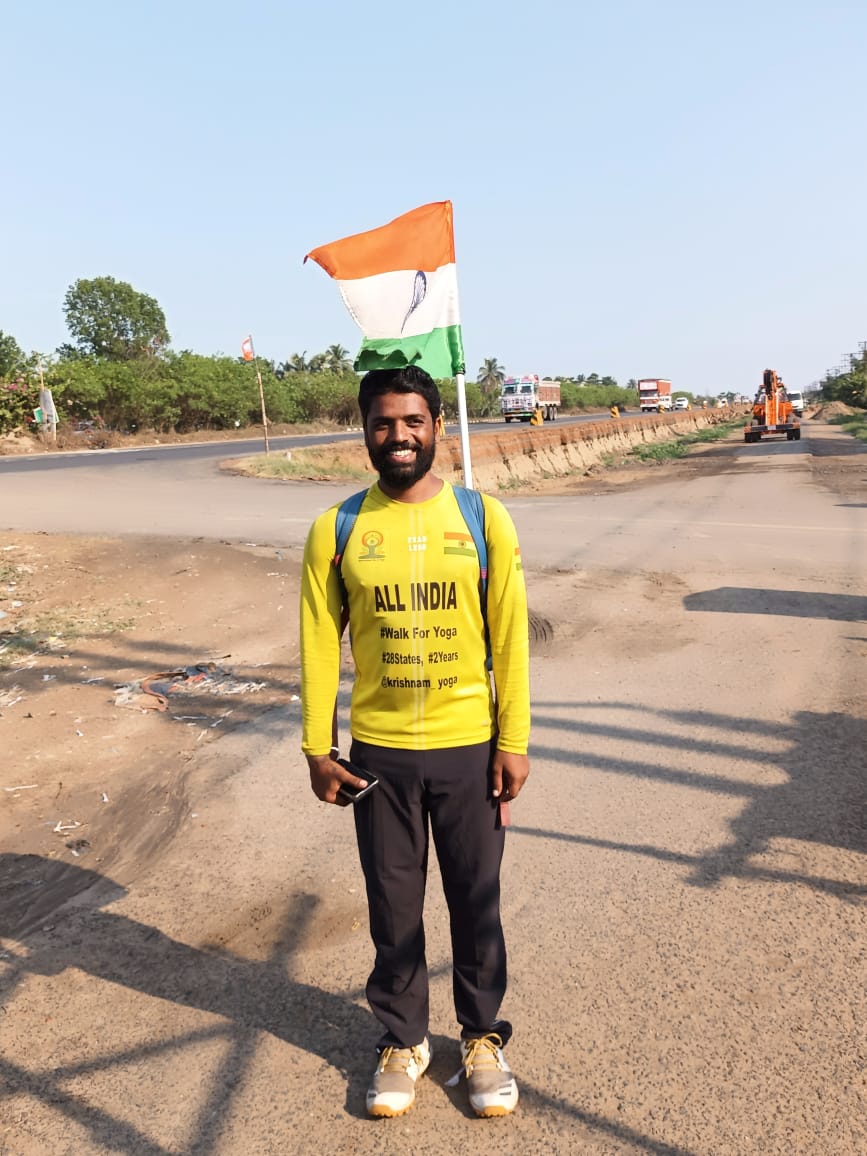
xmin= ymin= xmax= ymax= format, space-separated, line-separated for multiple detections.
xmin=638 ymin=378 xmax=672 ymax=413
xmin=744 ymin=369 xmax=801 ymax=443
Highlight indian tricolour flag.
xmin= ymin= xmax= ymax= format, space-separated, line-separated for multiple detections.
xmin=305 ymin=201 xmax=465 ymax=380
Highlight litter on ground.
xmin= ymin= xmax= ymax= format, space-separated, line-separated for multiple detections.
xmin=114 ymin=663 xmax=266 ymax=713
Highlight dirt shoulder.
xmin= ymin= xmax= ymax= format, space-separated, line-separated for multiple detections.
xmin=1 ymin=535 xmax=302 ymax=909
xmin=2 ymin=414 xmax=864 ymax=916
xmin=2 ymin=416 xmax=866 ymax=1154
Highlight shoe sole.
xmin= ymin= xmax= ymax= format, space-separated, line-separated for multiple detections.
xmin=367 ymin=1100 xmax=415 ymax=1118
xmin=473 ymin=1104 xmax=515 ymax=1118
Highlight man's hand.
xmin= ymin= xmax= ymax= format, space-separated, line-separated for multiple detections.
xmin=307 ymin=754 xmax=368 ymax=806
xmin=491 ymin=750 xmax=530 ymax=801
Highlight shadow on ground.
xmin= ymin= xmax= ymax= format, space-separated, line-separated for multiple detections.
xmin=526 ymin=703 xmax=866 ymax=897
xmin=683 ymin=587 xmax=867 ymax=622
xmin=0 ymin=858 xmax=699 ymax=1155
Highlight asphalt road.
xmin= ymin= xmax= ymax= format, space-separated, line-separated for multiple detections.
xmin=0 ymin=412 xmax=611 ymax=476
xmin=2 ymin=418 xmax=865 ymax=1154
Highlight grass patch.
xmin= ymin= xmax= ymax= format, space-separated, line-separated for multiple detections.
xmin=828 ymin=413 xmax=867 ymax=441
xmin=0 ymin=610 xmax=136 ymax=669
xmin=630 ymin=420 xmax=742 ymax=463
xmin=496 ymin=474 xmax=534 ymax=492
xmin=230 ymin=451 xmax=371 ymax=482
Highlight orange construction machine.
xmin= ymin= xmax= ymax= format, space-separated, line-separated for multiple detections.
xmin=744 ymin=369 xmax=801 ymax=443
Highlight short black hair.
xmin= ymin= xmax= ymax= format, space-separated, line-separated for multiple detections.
xmin=358 ymin=366 xmax=442 ymax=424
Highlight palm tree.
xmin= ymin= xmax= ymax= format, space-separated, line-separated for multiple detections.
xmin=282 ymin=352 xmax=311 ymax=374
xmin=477 ymin=357 xmax=505 ymax=397
xmin=325 ymin=343 xmax=354 ymax=375
xmin=308 ymin=352 xmax=327 ymax=373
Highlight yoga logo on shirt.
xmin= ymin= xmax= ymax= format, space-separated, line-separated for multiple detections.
xmin=359 ymin=531 xmax=385 ymax=562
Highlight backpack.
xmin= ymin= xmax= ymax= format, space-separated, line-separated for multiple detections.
xmin=333 ymin=484 xmax=491 ymax=665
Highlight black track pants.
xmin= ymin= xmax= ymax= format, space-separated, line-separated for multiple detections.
xmin=350 ymin=738 xmax=508 ymax=1050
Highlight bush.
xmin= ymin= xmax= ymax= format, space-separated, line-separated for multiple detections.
xmin=0 ymin=379 xmax=39 ymax=434
xmin=561 ymin=383 xmax=638 ymax=411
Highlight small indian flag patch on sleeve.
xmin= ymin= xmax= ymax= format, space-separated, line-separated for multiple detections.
xmin=444 ymin=531 xmax=476 ymax=558
xmin=515 ymin=547 xmax=523 ymax=571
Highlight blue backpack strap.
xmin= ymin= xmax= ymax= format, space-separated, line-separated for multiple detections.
xmin=451 ymin=485 xmax=487 ymax=595
xmin=452 ymin=484 xmax=491 ymax=669
xmin=334 ymin=488 xmax=369 ymax=610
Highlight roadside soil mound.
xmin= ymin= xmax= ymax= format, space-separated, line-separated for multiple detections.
xmin=808 ymin=401 xmax=858 ymax=419
xmin=1 ymin=533 xmax=303 ymax=920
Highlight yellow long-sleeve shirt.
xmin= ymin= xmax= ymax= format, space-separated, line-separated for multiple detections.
xmin=300 ymin=480 xmax=530 ymax=755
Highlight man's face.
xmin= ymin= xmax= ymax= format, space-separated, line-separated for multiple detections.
xmin=364 ymin=391 xmax=438 ymax=490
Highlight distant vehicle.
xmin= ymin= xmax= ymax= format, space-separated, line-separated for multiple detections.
xmin=638 ymin=378 xmax=672 ymax=413
xmin=673 ymin=397 xmax=690 ymax=410
xmin=786 ymin=390 xmax=805 ymax=415
xmin=500 ymin=375 xmax=561 ymax=422
xmin=715 ymin=397 xmax=728 ymax=408
xmin=744 ymin=368 xmax=800 ymax=443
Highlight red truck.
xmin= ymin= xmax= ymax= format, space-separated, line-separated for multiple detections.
xmin=638 ymin=378 xmax=672 ymax=413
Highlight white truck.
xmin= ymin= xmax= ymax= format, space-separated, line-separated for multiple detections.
xmin=638 ymin=378 xmax=673 ymax=413
xmin=500 ymin=375 xmax=561 ymax=422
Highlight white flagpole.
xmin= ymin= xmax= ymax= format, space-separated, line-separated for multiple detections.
xmin=255 ymin=360 xmax=270 ymax=455
xmin=454 ymin=371 xmax=474 ymax=490
xmin=243 ymin=335 xmax=270 ymax=454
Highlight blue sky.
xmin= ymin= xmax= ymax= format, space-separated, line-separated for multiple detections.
xmin=2 ymin=0 xmax=865 ymax=393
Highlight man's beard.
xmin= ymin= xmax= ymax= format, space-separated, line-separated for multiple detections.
xmin=367 ymin=440 xmax=436 ymax=490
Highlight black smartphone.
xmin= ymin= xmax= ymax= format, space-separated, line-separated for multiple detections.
xmin=336 ymin=758 xmax=380 ymax=804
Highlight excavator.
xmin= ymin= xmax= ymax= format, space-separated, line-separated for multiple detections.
xmin=744 ymin=369 xmax=801 ymax=443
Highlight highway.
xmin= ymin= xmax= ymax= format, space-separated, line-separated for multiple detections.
xmin=0 ymin=411 xmax=614 ymax=474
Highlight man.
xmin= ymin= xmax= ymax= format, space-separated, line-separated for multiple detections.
xmin=300 ymin=366 xmax=530 ymax=1119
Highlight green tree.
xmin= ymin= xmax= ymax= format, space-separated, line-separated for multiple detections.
xmin=823 ymin=349 xmax=867 ymax=408
xmin=0 ymin=330 xmax=25 ymax=378
xmin=325 ymin=344 xmax=354 ymax=374
xmin=282 ymin=351 xmax=312 ymax=373
xmin=63 ymin=276 xmax=170 ymax=361
xmin=476 ymin=357 xmax=506 ymax=396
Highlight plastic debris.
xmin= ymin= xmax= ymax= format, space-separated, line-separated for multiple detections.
xmin=101 ymin=792 xmax=109 ymax=803
xmin=114 ymin=663 xmax=266 ymax=713
xmin=53 ymin=820 xmax=82 ymax=834
xmin=3 ymin=784 xmax=38 ymax=792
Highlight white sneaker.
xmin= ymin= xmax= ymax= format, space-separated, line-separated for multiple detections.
xmin=449 ymin=1032 xmax=518 ymax=1117
xmin=366 ymin=1037 xmax=432 ymax=1118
